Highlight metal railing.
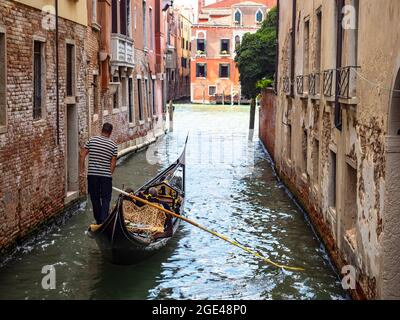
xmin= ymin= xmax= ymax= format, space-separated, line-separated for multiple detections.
xmin=296 ymin=75 xmax=304 ymax=95
xmin=282 ymin=76 xmax=290 ymax=94
xmin=338 ymin=66 xmax=359 ymax=99
xmin=323 ymin=69 xmax=335 ymax=97
xmin=308 ymin=72 xmax=321 ymax=96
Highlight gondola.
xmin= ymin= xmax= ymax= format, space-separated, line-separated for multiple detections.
xmin=88 ymin=137 xmax=187 ymax=265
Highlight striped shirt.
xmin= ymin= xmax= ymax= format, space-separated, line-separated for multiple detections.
xmin=85 ymin=136 xmax=118 ymax=178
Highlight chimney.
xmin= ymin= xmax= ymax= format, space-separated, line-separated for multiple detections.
xmin=198 ymin=0 xmax=205 ymax=15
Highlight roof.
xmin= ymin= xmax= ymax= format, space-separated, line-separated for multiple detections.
xmin=204 ymin=0 xmax=276 ymax=10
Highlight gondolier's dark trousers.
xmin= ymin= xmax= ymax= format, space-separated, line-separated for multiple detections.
xmin=88 ymin=175 xmax=112 ymax=224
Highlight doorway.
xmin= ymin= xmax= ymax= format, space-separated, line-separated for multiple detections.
xmin=66 ymin=104 xmax=79 ymax=199
xmin=382 ymin=68 xmax=400 ymax=298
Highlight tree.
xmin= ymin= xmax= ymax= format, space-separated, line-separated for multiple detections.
xmin=235 ymin=6 xmax=277 ymax=129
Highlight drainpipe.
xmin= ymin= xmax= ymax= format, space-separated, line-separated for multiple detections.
xmin=335 ymin=0 xmax=344 ymax=130
xmin=55 ymin=0 xmax=60 ymax=144
xmin=274 ymin=0 xmax=280 ymax=95
xmin=290 ymin=0 xmax=296 ymax=98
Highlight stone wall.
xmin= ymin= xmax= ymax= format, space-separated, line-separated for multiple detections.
xmin=272 ymin=0 xmax=400 ymax=299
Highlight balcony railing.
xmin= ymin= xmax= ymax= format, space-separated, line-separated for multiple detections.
xmin=195 ymin=50 xmax=206 ymax=57
xmin=338 ymin=66 xmax=359 ymax=99
xmin=282 ymin=76 xmax=290 ymax=94
xmin=323 ymin=69 xmax=335 ymax=97
xmin=296 ymin=75 xmax=304 ymax=95
xmin=111 ymin=34 xmax=134 ymax=67
xmin=166 ymin=50 xmax=177 ymax=69
xmin=308 ymin=72 xmax=321 ymax=96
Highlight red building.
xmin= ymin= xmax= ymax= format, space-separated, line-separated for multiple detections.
xmin=191 ymin=0 xmax=276 ymax=104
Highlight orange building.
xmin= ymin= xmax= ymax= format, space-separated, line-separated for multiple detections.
xmin=191 ymin=0 xmax=276 ymax=104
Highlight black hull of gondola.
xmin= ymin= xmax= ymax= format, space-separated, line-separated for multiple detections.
xmin=92 ymin=203 xmax=182 ymax=265
xmin=88 ymin=136 xmax=188 ymax=265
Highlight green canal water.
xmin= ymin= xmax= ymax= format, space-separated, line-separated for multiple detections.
xmin=0 ymin=104 xmax=348 ymax=300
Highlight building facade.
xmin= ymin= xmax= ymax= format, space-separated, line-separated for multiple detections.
xmin=0 ymin=0 xmax=91 ymax=251
xmin=174 ymin=10 xmax=192 ymax=100
xmin=261 ymin=0 xmax=400 ymax=299
xmin=0 ymin=0 xmax=175 ymax=253
xmin=190 ymin=0 xmax=275 ymax=104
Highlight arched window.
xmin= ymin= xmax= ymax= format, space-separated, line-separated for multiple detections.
xmin=235 ymin=35 xmax=241 ymax=49
xmin=234 ymin=9 xmax=242 ymax=24
xmin=256 ymin=9 xmax=263 ymax=23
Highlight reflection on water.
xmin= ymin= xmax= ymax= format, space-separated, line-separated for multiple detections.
xmin=0 ymin=104 xmax=347 ymax=300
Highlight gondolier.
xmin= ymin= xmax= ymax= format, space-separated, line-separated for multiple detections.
xmin=88 ymin=135 xmax=188 ymax=265
xmin=80 ymin=123 xmax=118 ymax=225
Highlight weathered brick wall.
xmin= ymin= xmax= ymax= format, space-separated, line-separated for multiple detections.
xmin=259 ymin=88 xmax=276 ymax=159
xmin=0 ymin=1 xmax=89 ymax=251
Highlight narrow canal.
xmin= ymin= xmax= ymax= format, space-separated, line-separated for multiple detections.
xmin=0 ymin=105 xmax=347 ymax=300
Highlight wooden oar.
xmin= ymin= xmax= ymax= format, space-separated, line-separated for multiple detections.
xmin=113 ymin=187 xmax=305 ymax=272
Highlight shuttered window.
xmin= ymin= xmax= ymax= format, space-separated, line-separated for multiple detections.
xmin=219 ymin=64 xmax=230 ymax=78
xmin=0 ymin=32 xmax=6 ymax=128
xmin=196 ymin=64 xmax=206 ymax=78
xmin=33 ymin=41 xmax=43 ymax=120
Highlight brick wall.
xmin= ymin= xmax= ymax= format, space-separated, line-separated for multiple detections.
xmin=259 ymin=88 xmax=276 ymax=159
xmin=0 ymin=0 xmax=90 ymax=251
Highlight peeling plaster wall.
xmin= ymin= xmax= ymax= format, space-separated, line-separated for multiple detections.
xmin=274 ymin=0 xmax=400 ymax=299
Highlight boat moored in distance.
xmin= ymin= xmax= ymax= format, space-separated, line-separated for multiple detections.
xmin=88 ymin=137 xmax=187 ymax=265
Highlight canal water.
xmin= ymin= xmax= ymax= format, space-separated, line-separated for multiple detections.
xmin=0 ymin=104 xmax=347 ymax=300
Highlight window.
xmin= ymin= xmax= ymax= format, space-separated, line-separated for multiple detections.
xmin=127 ymin=0 xmax=132 ymax=37
xmin=152 ymin=79 xmax=156 ymax=114
xmin=220 ymin=39 xmax=230 ymax=54
xmin=134 ymin=6 xmax=137 ymax=31
xmin=112 ymin=0 xmax=118 ymax=33
xmin=197 ymin=39 xmax=205 ymax=53
xmin=303 ymin=20 xmax=310 ymax=77
xmin=302 ymin=129 xmax=308 ymax=174
xmin=316 ymin=10 xmax=322 ymax=73
xmin=209 ymin=86 xmax=216 ymax=96
xmin=181 ymin=57 xmax=187 ymax=68
xmin=0 ymin=31 xmax=6 ymax=128
xmin=66 ymin=43 xmax=75 ymax=97
xmin=121 ymin=77 xmax=127 ymax=107
xmin=196 ymin=63 xmax=206 ymax=78
xmin=113 ymin=76 xmax=119 ymax=109
xmin=120 ymin=0 xmax=127 ymax=35
xmin=186 ymin=40 xmax=189 ymax=50
xmin=137 ymin=79 xmax=143 ymax=120
xmin=33 ymin=41 xmax=44 ymax=120
xmin=128 ymin=78 xmax=134 ymax=123
xmin=143 ymin=1 xmax=147 ymax=48
xmin=182 ymin=38 xmax=185 ymax=49
xmin=234 ymin=9 xmax=242 ymax=24
xmin=344 ymin=163 xmax=358 ymax=248
xmin=93 ymin=75 xmax=99 ymax=115
xmin=343 ymin=0 xmax=359 ymax=66
xmin=235 ymin=35 xmax=241 ymax=49
xmin=219 ymin=64 xmax=230 ymax=78
xmin=149 ymin=8 xmax=154 ymax=50
xmin=145 ymin=78 xmax=150 ymax=116
xmin=92 ymin=0 xmax=97 ymax=24
xmin=287 ymin=123 xmax=292 ymax=160
xmin=313 ymin=139 xmax=320 ymax=187
xmin=329 ymin=150 xmax=337 ymax=209
xmin=256 ymin=9 xmax=263 ymax=23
